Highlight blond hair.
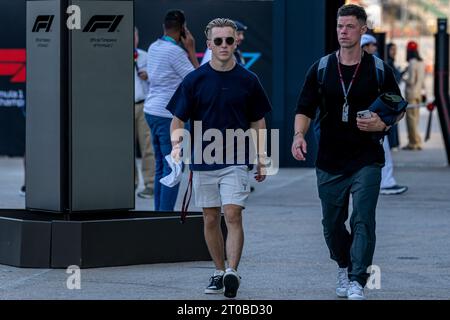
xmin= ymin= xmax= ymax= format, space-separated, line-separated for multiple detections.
xmin=204 ymin=18 xmax=237 ymax=39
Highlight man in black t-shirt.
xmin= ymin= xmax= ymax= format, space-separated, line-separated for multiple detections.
xmin=292 ymin=4 xmax=403 ymax=300
xmin=167 ymin=18 xmax=272 ymax=299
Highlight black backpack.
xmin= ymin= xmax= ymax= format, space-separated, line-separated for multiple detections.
xmin=317 ymin=52 xmax=385 ymax=93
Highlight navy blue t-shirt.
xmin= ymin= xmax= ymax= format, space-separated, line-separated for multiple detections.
xmin=166 ymin=62 xmax=272 ymax=171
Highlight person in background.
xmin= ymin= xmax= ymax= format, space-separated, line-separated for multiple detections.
xmin=144 ymin=10 xmax=199 ymax=211
xmin=360 ymin=33 xmax=378 ymax=56
xmin=385 ymin=43 xmax=401 ymax=150
xmin=361 ymin=36 xmax=408 ymax=195
xmin=403 ymin=40 xmax=425 ymax=151
xmin=134 ymin=27 xmax=155 ymax=199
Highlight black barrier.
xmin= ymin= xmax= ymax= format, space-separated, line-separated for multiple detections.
xmin=434 ymin=18 xmax=450 ymax=165
xmin=0 ymin=0 xmax=26 ymax=157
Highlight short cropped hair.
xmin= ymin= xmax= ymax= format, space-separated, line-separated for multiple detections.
xmin=204 ymin=18 xmax=237 ymax=39
xmin=337 ymin=4 xmax=367 ymax=25
xmin=164 ymin=9 xmax=185 ymax=32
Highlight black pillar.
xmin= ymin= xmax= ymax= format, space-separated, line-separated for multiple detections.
xmin=434 ymin=18 xmax=450 ymax=165
xmin=272 ymin=0 xmax=344 ymax=167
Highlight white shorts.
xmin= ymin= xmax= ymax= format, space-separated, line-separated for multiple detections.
xmin=193 ymin=165 xmax=251 ymax=208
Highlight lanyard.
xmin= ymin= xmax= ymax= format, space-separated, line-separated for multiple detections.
xmin=161 ymin=35 xmax=178 ymax=46
xmin=336 ymin=51 xmax=362 ymax=122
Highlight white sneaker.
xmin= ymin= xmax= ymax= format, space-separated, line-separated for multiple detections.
xmin=380 ymin=185 xmax=408 ymax=195
xmin=336 ymin=267 xmax=349 ymax=298
xmin=347 ymin=280 xmax=366 ymax=300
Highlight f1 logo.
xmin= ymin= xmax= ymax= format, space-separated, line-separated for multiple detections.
xmin=0 ymin=49 xmax=26 ymax=83
xmin=32 ymin=15 xmax=54 ymax=32
xmin=82 ymin=15 xmax=123 ymax=32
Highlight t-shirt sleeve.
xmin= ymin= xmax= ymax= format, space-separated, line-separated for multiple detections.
xmin=295 ymin=62 xmax=321 ymax=119
xmin=166 ymin=80 xmax=193 ymax=122
xmin=247 ymin=76 xmax=272 ymax=122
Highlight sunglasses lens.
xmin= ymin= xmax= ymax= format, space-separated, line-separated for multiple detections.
xmin=225 ymin=37 xmax=235 ymax=45
xmin=212 ymin=37 xmax=235 ymax=46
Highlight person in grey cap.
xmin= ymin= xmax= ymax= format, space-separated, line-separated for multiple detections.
xmin=360 ymin=33 xmax=378 ymax=55
xmin=201 ymin=20 xmax=248 ymax=66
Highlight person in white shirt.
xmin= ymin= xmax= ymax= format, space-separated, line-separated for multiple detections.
xmin=361 ymin=34 xmax=408 ymax=196
xmin=144 ymin=10 xmax=199 ymax=211
xmin=134 ymin=27 xmax=155 ymax=199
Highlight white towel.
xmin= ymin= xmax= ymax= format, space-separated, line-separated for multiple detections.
xmin=159 ymin=154 xmax=183 ymax=187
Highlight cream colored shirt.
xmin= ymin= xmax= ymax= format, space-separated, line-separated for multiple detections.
xmin=405 ymin=58 xmax=425 ymax=102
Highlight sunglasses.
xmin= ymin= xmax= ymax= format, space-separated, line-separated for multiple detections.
xmin=212 ymin=37 xmax=235 ymax=46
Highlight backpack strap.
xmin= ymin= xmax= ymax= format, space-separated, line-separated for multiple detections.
xmin=317 ymin=53 xmax=332 ymax=87
xmin=315 ymin=53 xmax=334 ymax=127
xmin=373 ymin=55 xmax=385 ymax=93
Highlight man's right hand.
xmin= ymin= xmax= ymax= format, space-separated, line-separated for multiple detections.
xmin=291 ymin=134 xmax=307 ymax=161
xmin=181 ymin=27 xmax=195 ymax=52
xmin=171 ymin=144 xmax=182 ymax=163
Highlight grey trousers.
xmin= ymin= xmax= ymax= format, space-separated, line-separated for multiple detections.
xmin=316 ymin=165 xmax=382 ymax=286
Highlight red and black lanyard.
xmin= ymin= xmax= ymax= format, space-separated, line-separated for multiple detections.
xmin=336 ymin=50 xmax=362 ymax=122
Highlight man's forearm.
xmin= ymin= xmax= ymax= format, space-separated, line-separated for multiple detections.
xmin=250 ymin=118 xmax=267 ymax=156
xmin=294 ymin=114 xmax=311 ymax=137
xmin=187 ymin=50 xmax=200 ymax=69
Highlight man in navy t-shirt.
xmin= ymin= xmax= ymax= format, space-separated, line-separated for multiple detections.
xmin=167 ymin=18 xmax=271 ymax=298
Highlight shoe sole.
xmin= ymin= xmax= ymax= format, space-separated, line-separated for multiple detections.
xmin=347 ymin=294 xmax=366 ymax=300
xmin=336 ymin=288 xmax=348 ymax=298
xmin=223 ymin=274 xmax=239 ymax=298
xmin=137 ymin=194 xmax=153 ymax=199
xmin=380 ymin=189 xmax=407 ymax=195
xmin=204 ymin=288 xmax=224 ymax=294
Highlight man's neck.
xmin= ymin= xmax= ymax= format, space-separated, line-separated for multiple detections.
xmin=339 ymin=45 xmax=363 ymax=65
xmin=209 ymin=57 xmax=236 ymax=72
xmin=164 ymin=31 xmax=180 ymax=43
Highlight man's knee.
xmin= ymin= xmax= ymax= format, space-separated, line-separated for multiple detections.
xmin=203 ymin=208 xmax=221 ymax=228
xmin=223 ymin=205 xmax=243 ymax=225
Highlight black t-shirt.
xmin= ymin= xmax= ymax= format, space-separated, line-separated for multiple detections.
xmin=167 ymin=62 xmax=272 ymax=171
xmin=296 ymin=52 xmax=401 ymax=174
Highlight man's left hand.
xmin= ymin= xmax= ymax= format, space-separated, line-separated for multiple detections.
xmin=138 ymin=71 xmax=148 ymax=81
xmin=254 ymin=161 xmax=266 ymax=183
xmin=356 ymin=112 xmax=387 ymax=132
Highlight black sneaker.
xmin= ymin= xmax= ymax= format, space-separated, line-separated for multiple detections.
xmin=223 ymin=268 xmax=240 ymax=298
xmin=19 ymin=185 xmax=26 ymax=197
xmin=204 ymin=273 xmax=224 ymax=294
